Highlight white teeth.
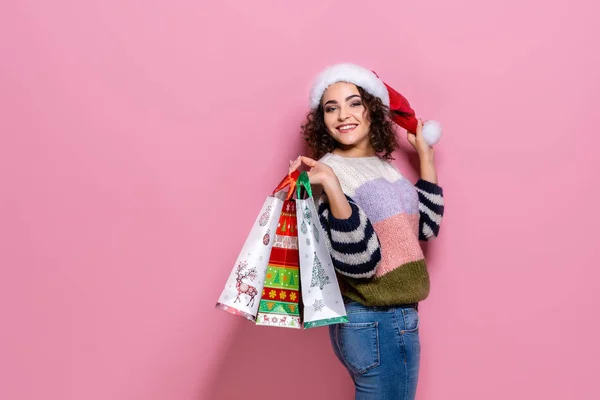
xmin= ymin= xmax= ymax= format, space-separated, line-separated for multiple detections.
xmin=338 ymin=124 xmax=357 ymax=131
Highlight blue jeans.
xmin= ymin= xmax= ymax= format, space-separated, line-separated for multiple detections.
xmin=328 ymin=301 xmax=421 ymax=400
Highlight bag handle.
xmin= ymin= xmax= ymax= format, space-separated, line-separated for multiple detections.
xmin=296 ymin=171 xmax=312 ymax=199
xmin=273 ymin=170 xmax=300 ymax=201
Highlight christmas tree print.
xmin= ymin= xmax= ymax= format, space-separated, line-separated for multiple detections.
xmin=273 ymin=270 xmax=281 ymax=285
xmin=288 ymin=271 xmax=295 ymax=286
xmin=282 ymin=219 xmax=287 ymax=233
xmin=259 ymin=205 xmax=272 ymax=226
xmin=310 ymin=252 xmax=331 ymax=290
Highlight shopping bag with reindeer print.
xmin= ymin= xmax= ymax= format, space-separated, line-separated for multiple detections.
xmin=215 ymin=171 xmax=300 ymax=322
xmin=295 ymin=172 xmax=349 ymax=329
xmin=254 ymin=197 xmax=302 ymax=329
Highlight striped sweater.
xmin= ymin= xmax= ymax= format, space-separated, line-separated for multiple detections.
xmin=317 ymin=153 xmax=445 ymax=306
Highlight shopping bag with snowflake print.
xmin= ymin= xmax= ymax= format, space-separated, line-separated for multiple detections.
xmin=254 ymin=198 xmax=302 ymax=329
xmin=215 ymin=170 xmax=300 ymax=322
xmin=295 ymin=172 xmax=349 ymax=329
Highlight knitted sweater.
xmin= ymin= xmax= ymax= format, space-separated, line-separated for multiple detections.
xmin=317 ymin=153 xmax=445 ymax=306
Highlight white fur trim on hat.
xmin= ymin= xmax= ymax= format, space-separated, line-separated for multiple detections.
xmin=309 ymin=63 xmax=389 ymax=109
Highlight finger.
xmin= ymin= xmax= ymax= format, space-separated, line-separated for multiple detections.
xmin=289 ymin=158 xmax=301 ymax=172
xmin=416 ymin=119 xmax=423 ymax=138
xmin=300 ymin=156 xmax=318 ymax=167
xmin=407 ymin=132 xmax=417 ymax=146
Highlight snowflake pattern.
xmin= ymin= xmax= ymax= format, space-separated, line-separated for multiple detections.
xmin=313 ymin=299 xmax=324 ymax=312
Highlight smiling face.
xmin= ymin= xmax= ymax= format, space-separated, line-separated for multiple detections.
xmin=302 ymin=81 xmax=399 ymax=160
xmin=321 ymin=82 xmax=373 ymax=156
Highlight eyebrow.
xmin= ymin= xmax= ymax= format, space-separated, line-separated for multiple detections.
xmin=323 ymin=94 xmax=361 ymax=106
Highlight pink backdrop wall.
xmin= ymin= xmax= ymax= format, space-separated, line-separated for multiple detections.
xmin=1 ymin=1 xmax=599 ymax=399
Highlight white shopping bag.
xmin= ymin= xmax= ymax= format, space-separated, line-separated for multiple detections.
xmin=295 ymin=172 xmax=349 ymax=329
xmin=215 ymin=171 xmax=300 ymax=321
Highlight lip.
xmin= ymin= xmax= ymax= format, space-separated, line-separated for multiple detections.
xmin=336 ymin=124 xmax=358 ymax=134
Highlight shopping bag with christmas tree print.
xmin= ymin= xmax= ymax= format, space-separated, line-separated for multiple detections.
xmin=215 ymin=170 xmax=300 ymax=322
xmin=255 ymin=198 xmax=302 ymax=329
xmin=295 ymin=172 xmax=349 ymax=329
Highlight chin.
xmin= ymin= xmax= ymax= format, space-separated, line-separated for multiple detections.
xmin=329 ymin=131 xmax=365 ymax=146
xmin=335 ymin=134 xmax=366 ymax=147
xmin=328 ymin=135 xmax=348 ymax=145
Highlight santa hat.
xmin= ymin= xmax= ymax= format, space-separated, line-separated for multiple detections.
xmin=309 ymin=63 xmax=442 ymax=146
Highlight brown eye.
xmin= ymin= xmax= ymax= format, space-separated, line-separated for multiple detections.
xmin=350 ymin=101 xmax=362 ymax=107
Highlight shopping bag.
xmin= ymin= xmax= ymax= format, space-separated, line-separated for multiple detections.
xmin=295 ymin=172 xmax=349 ymax=329
xmin=255 ymin=198 xmax=302 ymax=329
xmin=215 ymin=171 xmax=300 ymax=322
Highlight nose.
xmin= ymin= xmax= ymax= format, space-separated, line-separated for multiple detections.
xmin=338 ymin=106 xmax=350 ymax=121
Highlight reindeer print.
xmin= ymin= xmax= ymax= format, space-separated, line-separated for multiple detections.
xmin=233 ymin=261 xmax=259 ymax=307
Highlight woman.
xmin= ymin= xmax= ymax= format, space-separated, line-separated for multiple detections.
xmin=290 ymin=63 xmax=445 ymax=399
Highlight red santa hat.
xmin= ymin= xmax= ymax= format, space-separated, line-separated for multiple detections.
xmin=309 ymin=63 xmax=442 ymax=146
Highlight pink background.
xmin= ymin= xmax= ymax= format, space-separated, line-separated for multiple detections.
xmin=1 ymin=1 xmax=599 ymax=399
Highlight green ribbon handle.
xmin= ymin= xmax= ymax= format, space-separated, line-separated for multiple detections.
xmin=296 ymin=171 xmax=313 ymax=199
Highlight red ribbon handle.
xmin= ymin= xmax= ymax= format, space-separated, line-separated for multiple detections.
xmin=273 ymin=170 xmax=300 ymax=200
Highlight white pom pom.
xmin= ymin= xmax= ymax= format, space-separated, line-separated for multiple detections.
xmin=422 ymin=120 xmax=442 ymax=146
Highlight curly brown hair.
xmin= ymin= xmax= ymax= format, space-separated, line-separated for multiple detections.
xmin=301 ymin=86 xmax=403 ymax=160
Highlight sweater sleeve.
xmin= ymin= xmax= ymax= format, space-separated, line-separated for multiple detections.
xmin=414 ymin=179 xmax=445 ymax=241
xmin=316 ymin=193 xmax=381 ymax=279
